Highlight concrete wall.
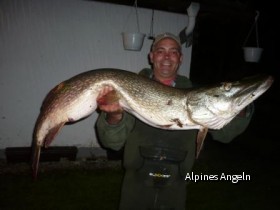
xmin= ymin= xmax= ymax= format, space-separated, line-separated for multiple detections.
xmin=0 ymin=0 xmax=192 ymax=156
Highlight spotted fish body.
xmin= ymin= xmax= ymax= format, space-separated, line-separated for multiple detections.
xmin=32 ymin=68 xmax=273 ymax=179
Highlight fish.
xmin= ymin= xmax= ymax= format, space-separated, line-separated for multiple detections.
xmin=31 ymin=68 xmax=274 ymax=179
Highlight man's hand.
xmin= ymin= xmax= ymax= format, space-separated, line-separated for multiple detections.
xmin=97 ymin=86 xmax=123 ymax=124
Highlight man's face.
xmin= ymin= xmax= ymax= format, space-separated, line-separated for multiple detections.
xmin=149 ymin=38 xmax=182 ymax=81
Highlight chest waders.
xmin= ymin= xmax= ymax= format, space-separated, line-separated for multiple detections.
xmin=137 ymin=146 xmax=187 ymax=210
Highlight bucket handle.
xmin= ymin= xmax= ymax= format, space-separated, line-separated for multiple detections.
xmin=123 ymin=0 xmax=140 ymax=33
xmin=243 ymin=10 xmax=260 ymax=47
xmin=134 ymin=0 xmax=140 ymax=32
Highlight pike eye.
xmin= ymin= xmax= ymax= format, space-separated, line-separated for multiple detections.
xmin=221 ymin=82 xmax=232 ymax=91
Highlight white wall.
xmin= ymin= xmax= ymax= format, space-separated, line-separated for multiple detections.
xmin=0 ymin=0 xmax=192 ymax=151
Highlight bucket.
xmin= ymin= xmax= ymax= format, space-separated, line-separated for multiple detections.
xmin=122 ymin=32 xmax=145 ymax=51
xmin=243 ymin=47 xmax=263 ymax=63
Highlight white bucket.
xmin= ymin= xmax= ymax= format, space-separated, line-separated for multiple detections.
xmin=243 ymin=47 xmax=263 ymax=63
xmin=122 ymin=32 xmax=145 ymax=51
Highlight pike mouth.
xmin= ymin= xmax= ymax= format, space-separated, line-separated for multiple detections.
xmin=236 ymin=76 xmax=273 ymax=107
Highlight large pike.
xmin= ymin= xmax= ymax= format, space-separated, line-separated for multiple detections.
xmin=31 ymin=68 xmax=273 ymax=179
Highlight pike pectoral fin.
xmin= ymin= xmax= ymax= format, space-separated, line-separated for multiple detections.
xmin=196 ymin=127 xmax=208 ymax=159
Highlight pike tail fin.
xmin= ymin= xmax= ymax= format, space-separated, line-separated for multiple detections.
xmin=31 ymin=122 xmax=65 ymax=180
xmin=31 ymin=144 xmax=41 ymax=180
xmin=196 ymin=127 xmax=208 ymax=158
xmin=44 ymin=122 xmax=65 ymax=147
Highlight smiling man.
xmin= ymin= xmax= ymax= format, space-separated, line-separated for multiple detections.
xmin=149 ymin=33 xmax=183 ymax=84
xmin=96 ymin=32 xmax=253 ymax=210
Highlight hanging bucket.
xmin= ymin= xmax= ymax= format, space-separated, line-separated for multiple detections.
xmin=243 ymin=47 xmax=263 ymax=63
xmin=243 ymin=11 xmax=263 ymax=63
xmin=122 ymin=32 xmax=145 ymax=51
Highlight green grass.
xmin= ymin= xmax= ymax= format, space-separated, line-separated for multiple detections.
xmin=0 ymin=167 xmax=123 ymax=210
xmin=1 ymin=154 xmax=278 ymax=210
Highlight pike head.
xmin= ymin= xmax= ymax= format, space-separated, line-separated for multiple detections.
xmin=186 ymin=75 xmax=274 ymax=129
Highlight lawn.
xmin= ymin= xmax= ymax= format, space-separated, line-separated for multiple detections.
xmin=1 ymin=139 xmax=278 ymax=210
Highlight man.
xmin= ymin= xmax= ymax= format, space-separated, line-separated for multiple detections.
xmin=96 ymin=33 xmax=252 ymax=210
